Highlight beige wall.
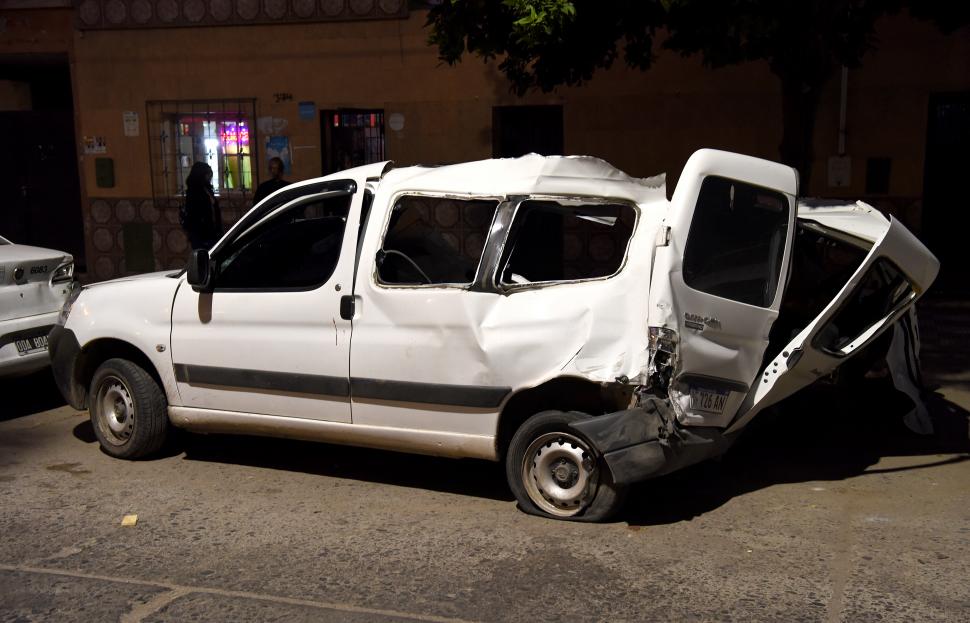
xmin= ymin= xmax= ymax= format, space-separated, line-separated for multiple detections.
xmin=67 ymin=10 xmax=970 ymax=200
xmin=0 ymin=8 xmax=74 ymax=55
xmin=3 ymin=8 xmax=969 ymax=278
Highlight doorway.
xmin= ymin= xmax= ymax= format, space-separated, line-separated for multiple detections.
xmin=492 ymin=105 xmax=564 ymax=158
xmin=923 ymin=93 xmax=970 ymax=295
xmin=0 ymin=56 xmax=85 ymax=268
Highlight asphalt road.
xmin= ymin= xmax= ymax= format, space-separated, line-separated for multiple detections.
xmin=1 ymin=307 xmax=969 ymax=621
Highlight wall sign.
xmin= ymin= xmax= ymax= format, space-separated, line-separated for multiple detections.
xmin=828 ymin=155 xmax=851 ymax=188
xmin=123 ymin=111 xmax=140 ymax=137
xmin=298 ymin=101 xmax=316 ymax=121
xmin=265 ymin=136 xmax=292 ymax=174
xmin=83 ymin=136 xmax=107 ymax=154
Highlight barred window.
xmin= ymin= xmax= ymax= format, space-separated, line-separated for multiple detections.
xmin=147 ymin=99 xmax=257 ymax=202
xmin=322 ymin=109 xmax=385 ymax=174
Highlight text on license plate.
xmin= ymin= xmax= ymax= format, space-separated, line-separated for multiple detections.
xmin=689 ymin=387 xmax=729 ymax=414
xmin=15 ymin=335 xmax=48 ymax=356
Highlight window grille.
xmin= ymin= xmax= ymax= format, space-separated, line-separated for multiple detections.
xmin=146 ymin=99 xmax=257 ymax=203
xmin=322 ymin=109 xmax=385 ymax=174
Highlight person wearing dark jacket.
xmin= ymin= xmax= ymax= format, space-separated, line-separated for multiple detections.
xmin=252 ymin=157 xmax=290 ymax=205
xmin=182 ymin=162 xmax=223 ymax=250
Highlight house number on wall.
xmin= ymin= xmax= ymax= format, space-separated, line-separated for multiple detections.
xmin=274 ymin=93 xmax=294 ymax=103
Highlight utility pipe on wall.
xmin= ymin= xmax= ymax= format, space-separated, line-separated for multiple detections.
xmin=838 ymin=66 xmax=848 ymax=156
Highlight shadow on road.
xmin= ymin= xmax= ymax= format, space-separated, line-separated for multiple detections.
xmin=152 ymin=377 xmax=969 ymax=517
xmin=0 ymin=369 xmax=66 ymax=422
xmin=179 ymin=431 xmax=514 ymax=502
xmin=622 ymin=379 xmax=970 ymax=526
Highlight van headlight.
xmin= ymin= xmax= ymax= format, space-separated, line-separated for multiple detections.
xmin=57 ymin=283 xmax=84 ymax=326
xmin=51 ymin=260 xmax=74 ymax=284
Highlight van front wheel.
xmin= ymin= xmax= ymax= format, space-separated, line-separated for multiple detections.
xmin=506 ymin=411 xmax=627 ymax=522
xmin=89 ymin=358 xmax=169 ymax=459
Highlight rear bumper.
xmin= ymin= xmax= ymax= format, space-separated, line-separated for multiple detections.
xmin=48 ymin=325 xmax=86 ymax=409
xmin=0 ymin=313 xmax=58 ymax=377
xmin=570 ymin=398 xmax=736 ymax=485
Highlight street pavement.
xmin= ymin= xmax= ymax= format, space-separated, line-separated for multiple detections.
xmin=1 ymin=300 xmax=968 ymax=622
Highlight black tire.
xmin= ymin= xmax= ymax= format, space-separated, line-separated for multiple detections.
xmin=88 ymin=358 xmax=169 ymax=459
xmin=506 ymin=410 xmax=627 ymax=522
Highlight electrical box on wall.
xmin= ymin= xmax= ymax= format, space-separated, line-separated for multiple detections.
xmin=95 ymin=157 xmax=115 ymax=188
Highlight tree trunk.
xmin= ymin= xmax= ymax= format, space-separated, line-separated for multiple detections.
xmin=777 ymin=72 xmax=825 ymax=190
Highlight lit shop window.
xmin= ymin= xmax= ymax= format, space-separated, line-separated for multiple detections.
xmin=148 ymin=99 xmax=257 ymax=199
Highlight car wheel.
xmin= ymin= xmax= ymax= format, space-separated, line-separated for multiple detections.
xmin=89 ymin=358 xmax=169 ymax=459
xmin=506 ymin=410 xmax=627 ymax=522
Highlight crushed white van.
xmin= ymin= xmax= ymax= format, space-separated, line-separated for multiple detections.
xmin=0 ymin=235 xmax=75 ymax=377
xmin=49 ymin=149 xmax=938 ymax=521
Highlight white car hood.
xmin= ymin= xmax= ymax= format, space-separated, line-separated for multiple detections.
xmin=85 ymin=270 xmax=183 ymax=289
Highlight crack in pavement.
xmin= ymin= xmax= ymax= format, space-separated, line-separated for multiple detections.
xmin=0 ymin=563 xmax=476 ymax=623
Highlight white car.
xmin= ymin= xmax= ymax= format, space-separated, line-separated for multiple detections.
xmin=0 ymin=235 xmax=75 ymax=377
xmin=49 ymin=149 xmax=938 ymax=521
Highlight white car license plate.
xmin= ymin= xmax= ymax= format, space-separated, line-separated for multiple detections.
xmin=15 ymin=335 xmax=48 ymax=356
xmin=689 ymin=387 xmax=729 ymax=414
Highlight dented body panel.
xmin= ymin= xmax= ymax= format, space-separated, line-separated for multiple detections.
xmin=348 ymin=157 xmax=667 ymax=439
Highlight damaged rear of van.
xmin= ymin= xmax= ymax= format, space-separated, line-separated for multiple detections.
xmin=560 ymin=149 xmax=938 ymax=519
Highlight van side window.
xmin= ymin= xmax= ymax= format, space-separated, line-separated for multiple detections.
xmin=215 ymin=194 xmax=350 ymax=290
xmin=498 ymin=200 xmax=636 ymax=286
xmin=377 ymin=196 xmax=498 ymax=286
xmin=682 ymin=176 xmax=790 ymax=307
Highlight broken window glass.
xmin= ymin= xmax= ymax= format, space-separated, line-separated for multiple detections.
xmin=377 ymin=196 xmax=498 ymax=285
xmin=498 ymin=200 xmax=636 ymax=286
xmin=682 ymin=176 xmax=790 ymax=307
xmin=765 ymin=222 xmax=869 ymax=359
xmin=814 ymin=259 xmax=914 ymax=355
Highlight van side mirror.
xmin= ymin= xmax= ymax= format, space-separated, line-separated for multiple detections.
xmin=186 ymin=249 xmax=214 ymax=293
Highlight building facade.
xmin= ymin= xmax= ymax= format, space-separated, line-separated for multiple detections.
xmin=2 ymin=1 xmax=969 ymax=288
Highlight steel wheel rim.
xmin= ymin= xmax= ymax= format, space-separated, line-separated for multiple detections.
xmin=95 ymin=375 xmax=135 ymax=445
xmin=521 ymin=431 xmax=598 ymax=517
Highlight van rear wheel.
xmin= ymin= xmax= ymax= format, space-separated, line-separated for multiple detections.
xmin=89 ymin=358 xmax=169 ymax=459
xmin=506 ymin=411 xmax=627 ymax=522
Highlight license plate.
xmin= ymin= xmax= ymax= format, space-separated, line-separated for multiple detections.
xmin=15 ymin=335 xmax=48 ymax=356
xmin=689 ymin=387 xmax=729 ymax=414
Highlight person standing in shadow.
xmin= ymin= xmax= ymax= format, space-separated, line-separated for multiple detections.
xmin=181 ymin=162 xmax=223 ymax=251
xmin=252 ymin=157 xmax=290 ymax=205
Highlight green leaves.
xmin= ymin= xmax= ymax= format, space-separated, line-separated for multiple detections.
xmin=427 ymin=1 xmax=664 ymax=94
xmin=427 ymin=0 xmax=968 ymax=94
xmin=505 ymin=0 xmax=577 ymax=36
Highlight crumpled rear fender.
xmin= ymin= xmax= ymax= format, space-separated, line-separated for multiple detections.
xmin=570 ymin=398 xmax=736 ymax=485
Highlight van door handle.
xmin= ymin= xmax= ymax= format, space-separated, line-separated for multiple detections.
xmin=340 ymin=295 xmax=357 ymax=320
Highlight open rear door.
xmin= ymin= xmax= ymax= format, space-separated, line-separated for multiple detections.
xmin=726 ymin=215 xmax=939 ymax=434
xmin=648 ymin=149 xmax=799 ymax=427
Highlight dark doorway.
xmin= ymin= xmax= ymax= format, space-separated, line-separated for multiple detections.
xmin=320 ymin=109 xmax=385 ymax=175
xmin=923 ymin=93 xmax=970 ymax=296
xmin=0 ymin=56 xmax=85 ymax=269
xmin=492 ymin=105 xmax=564 ymax=158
